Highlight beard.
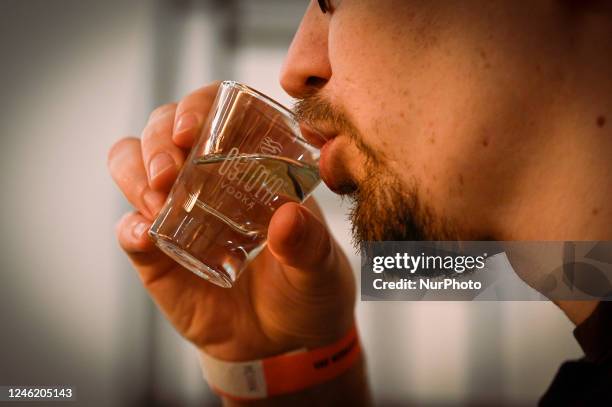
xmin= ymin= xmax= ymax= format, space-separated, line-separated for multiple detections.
xmin=347 ymin=157 xmax=459 ymax=249
xmin=294 ymin=93 xmax=459 ymax=249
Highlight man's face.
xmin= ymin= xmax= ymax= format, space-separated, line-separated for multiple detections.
xmin=281 ymin=0 xmax=583 ymax=244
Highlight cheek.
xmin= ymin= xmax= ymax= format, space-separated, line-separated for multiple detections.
xmin=326 ymin=1 xmax=544 ymax=234
xmin=331 ymin=56 xmax=525 ymax=234
xmin=380 ymin=82 xmax=537 ymax=237
xmin=326 ymin=1 xmax=460 ymax=180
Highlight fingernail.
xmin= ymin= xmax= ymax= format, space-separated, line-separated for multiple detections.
xmin=133 ymin=222 xmax=148 ymax=239
xmin=149 ymin=152 xmax=176 ymax=180
xmin=144 ymin=189 xmax=166 ymax=218
xmin=174 ymin=112 xmax=199 ymax=135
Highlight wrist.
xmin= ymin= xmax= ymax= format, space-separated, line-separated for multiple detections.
xmin=222 ymin=356 xmax=370 ymax=407
xmin=197 ymin=322 xmax=361 ymax=401
xmin=200 ymin=316 xmax=357 ymax=361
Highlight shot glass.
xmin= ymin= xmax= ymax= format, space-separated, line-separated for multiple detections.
xmin=148 ymin=81 xmax=320 ymax=288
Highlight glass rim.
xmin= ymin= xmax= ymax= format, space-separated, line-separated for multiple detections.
xmin=220 ymin=80 xmax=297 ymax=121
xmin=220 ymin=80 xmax=316 ymax=150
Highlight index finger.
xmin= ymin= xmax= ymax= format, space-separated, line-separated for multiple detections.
xmin=172 ymin=81 xmax=221 ymax=148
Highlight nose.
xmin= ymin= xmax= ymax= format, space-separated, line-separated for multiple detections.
xmin=279 ymin=1 xmax=332 ymax=99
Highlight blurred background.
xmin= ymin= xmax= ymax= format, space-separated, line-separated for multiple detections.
xmin=0 ymin=0 xmax=583 ymax=405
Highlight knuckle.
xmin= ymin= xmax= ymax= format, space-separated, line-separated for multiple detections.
xmin=189 ymin=81 xmax=220 ymax=97
xmin=141 ymin=122 xmax=164 ymax=144
xmin=115 ymin=212 xmax=148 ymax=253
xmin=179 ymin=82 xmax=221 ymax=108
xmin=207 ymin=80 xmax=222 ymax=91
xmin=114 ymin=220 xmax=125 ymax=239
xmin=117 ymin=210 xmax=136 ymax=227
xmin=107 ymin=136 xmax=138 ymax=167
xmin=117 ymin=234 xmax=136 ymax=254
xmin=136 ymin=184 xmax=149 ymax=204
xmin=114 ymin=212 xmax=132 ymax=240
xmin=142 ymin=114 xmax=175 ymax=146
xmin=199 ymin=80 xmax=222 ymax=96
xmin=148 ymin=103 xmax=177 ymax=122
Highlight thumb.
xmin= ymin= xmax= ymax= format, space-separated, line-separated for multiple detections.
xmin=267 ymin=202 xmax=339 ymax=285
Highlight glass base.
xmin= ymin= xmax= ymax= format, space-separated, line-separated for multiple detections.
xmin=151 ymin=233 xmax=234 ymax=288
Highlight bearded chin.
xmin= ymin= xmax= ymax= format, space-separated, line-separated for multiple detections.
xmin=348 ymin=175 xmax=456 ymax=248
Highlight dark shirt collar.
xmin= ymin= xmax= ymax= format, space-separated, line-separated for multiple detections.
xmin=573 ymin=301 xmax=612 ymax=362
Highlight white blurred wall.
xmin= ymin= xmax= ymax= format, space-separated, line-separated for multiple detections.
xmin=0 ymin=0 xmax=155 ymax=405
xmin=0 ymin=1 xmax=583 ymax=406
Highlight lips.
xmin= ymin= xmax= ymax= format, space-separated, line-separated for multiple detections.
xmin=299 ymin=123 xmax=329 ymax=148
xmin=319 ymin=138 xmax=342 ymax=192
xmin=299 ymin=122 xmax=356 ymax=194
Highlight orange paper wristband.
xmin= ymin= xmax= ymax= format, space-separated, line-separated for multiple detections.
xmin=198 ymin=324 xmax=361 ymax=401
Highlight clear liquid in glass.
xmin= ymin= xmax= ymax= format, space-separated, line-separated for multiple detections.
xmin=149 ymin=152 xmax=319 ymax=287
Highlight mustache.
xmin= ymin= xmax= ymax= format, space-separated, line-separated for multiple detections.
xmin=293 ymin=92 xmax=380 ymax=164
xmin=293 ymin=92 xmax=350 ymax=132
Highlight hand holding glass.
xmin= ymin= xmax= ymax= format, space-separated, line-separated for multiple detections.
xmin=148 ymin=81 xmax=320 ymax=288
